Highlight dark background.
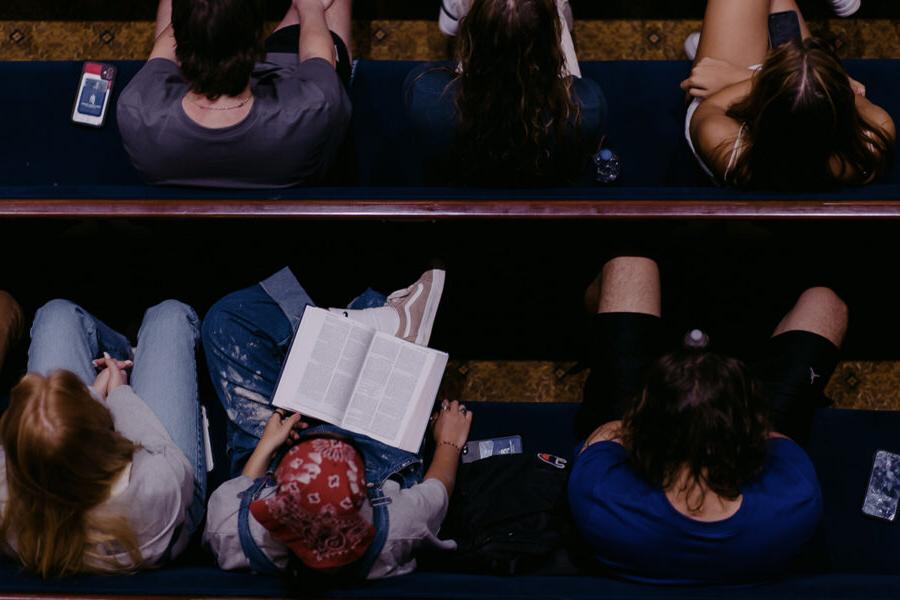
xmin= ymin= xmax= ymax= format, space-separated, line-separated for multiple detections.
xmin=3 ymin=0 xmax=899 ymax=21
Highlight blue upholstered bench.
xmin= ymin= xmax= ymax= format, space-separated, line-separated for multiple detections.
xmin=0 ymin=402 xmax=898 ymax=598
xmin=1 ymin=60 xmax=899 ymax=218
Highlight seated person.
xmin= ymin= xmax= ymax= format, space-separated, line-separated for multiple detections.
xmin=404 ymin=0 xmax=606 ymax=186
xmin=0 ymin=291 xmax=23 ymax=378
xmin=682 ymin=0 xmax=895 ymax=189
xmin=0 ymin=299 xmax=205 ymax=576
xmin=118 ymin=0 xmax=352 ymax=188
xmin=568 ymin=256 xmax=846 ymax=584
xmin=202 ymin=267 xmax=473 ymax=578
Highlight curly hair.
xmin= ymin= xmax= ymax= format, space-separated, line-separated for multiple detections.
xmin=172 ymin=0 xmax=266 ymax=99
xmin=621 ymin=350 xmax=770 ymax=511
xmin=726 ymin=37 xmax=894 ymax=190
xmin=453 ymin=0 xmax=586 ymax=186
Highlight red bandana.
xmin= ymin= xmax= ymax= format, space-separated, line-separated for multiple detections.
xmin=249 ymin=438 xmax=375 ymax=570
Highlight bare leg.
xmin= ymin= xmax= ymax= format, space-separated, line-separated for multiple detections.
xmin=275 ymin=0 xmax=352 ymax=61
xmin=587 ymin=257 xmax=662 ymax=317
xmin=0 ymin=291 xmax=24 ymax=371
xmin=695 ymin=0 xmax=770 ymax=68
xmin=274 ymin=3 xmax=300 ymax=32
xmin=772 ymin=287 xmax=848 ymax=347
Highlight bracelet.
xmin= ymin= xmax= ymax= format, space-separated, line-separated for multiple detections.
xmin=439 ymin=440 xmax=462 ymax=452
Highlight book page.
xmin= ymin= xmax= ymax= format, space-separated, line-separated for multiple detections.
xmin=271 ymin=307 xmax=374 ymax=424
xmin=341 ymin=332 xmax=448 ymax=452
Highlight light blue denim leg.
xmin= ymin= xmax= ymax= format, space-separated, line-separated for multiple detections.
xmin=129 ymin=299 xmax=206 ymax=534
xmin=27 ymin=299 xmax=133 ymax=387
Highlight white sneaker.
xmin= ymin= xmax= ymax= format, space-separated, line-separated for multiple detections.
xmin=386 ymin=270 xmax=445 ymax=346
xmin=439 ymin=0 xmax=470 ymax=37
xmin=831 ymin=0 xmax=861 ymax=17
xmin=684 ymin=31 xmax=700 ymax=61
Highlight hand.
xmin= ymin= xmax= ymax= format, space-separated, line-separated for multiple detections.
xmin=680 ymin=57 xmax=750 ymax=99
xmin=848 ymin=76 xmax=866 ymax=97
xmin=258 ymin=410 xmax=307 ymax=456
xmin=431 ymin=399 xmax=473 ymax=450
xmin=92 ymin=353 xmax=132 ymax=399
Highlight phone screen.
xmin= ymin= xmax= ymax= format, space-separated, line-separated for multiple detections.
xmin=768 ymin=11 xmax=803 ymax=48
xmin=71 ymin=62 xmax=116 ymax=127
xmin=862 ymin=450 xmax=900 ymax=522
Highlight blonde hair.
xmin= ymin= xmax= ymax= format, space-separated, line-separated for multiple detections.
xmin=0 ymin=371 xmax=143 ymax=577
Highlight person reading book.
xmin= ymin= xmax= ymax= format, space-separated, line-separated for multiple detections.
xmin=202 ymin=267 xmax=474 ymax=578
xmin=0 ymin=299 xmax=205 ymax=576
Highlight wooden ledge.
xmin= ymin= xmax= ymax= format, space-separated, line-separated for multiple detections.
xmin=3 ymin=199 xmax=900 ymax=220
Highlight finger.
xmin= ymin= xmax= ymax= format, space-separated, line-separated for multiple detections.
xmin=466 ymin=411 xmax=473 ymax=423
xmin=286 ymin=413 xmax=303 ymax=428
xmin=449 ymin=400 xmax=459 ymax=411
xmin=679 ymin=78 xmax=691 ymax=91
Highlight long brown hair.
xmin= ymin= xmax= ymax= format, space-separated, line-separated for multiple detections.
xmin=0 ymin=371 xmax=142 ymax=577
xmin=726 ymin=37 xmax=893 ymax=190
xmin=622 ymin=350 xmax=770 ymax=511
xmin=454 ymin=0 xmax=585 ymax=186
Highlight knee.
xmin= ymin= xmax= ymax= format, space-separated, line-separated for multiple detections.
xmin=145 ymin=300 xmax=200 ymax=336
xmin=201 ymin=293 xmax=248 ymax=353
xmin=32 ymin=299 xmax=82 ymax=334
xmin=797 ymin=287 xmax=848 ymax=329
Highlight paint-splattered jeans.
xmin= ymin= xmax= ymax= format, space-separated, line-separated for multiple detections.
xmin=27 ymin=298 xmax=207 ymax=537
xmin=201 ymin=267 xmax=386 ymax=478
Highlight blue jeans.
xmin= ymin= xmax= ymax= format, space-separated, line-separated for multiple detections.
xmin=201 ymin=267 xmax=385 ymax=478
xmin=27 ymin=298 xmax=207 ymax=536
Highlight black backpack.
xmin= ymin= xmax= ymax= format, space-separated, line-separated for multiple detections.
xmin=429 ymin=452 xmax=586 ymax=576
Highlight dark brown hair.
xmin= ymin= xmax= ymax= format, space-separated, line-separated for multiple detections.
xmin=726 ymin=37 xmax=894 ymax=190
xmin=453 ymin=0 xmax=585 ymax=186
xmin=621 ymin=350 xmax=770 ymax=510
xmin=173 ymin=0 xmax=266 ymax=99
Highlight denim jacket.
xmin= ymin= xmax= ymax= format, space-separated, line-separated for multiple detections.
xmin=237 ymin=424 xmax=424 ymax=576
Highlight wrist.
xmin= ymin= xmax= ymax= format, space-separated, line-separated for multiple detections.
xmin=437 ymin=440 xmax=463 ymax=453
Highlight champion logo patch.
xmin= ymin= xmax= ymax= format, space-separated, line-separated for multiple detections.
xmin=537 ymin=453 xmax=567 ymax=469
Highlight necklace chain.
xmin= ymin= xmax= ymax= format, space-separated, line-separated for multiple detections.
xmin=189 ymin=94 xmax=253 ymax=111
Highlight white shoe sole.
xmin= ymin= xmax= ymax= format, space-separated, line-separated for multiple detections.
xmin=833 ymin=0 xmax=861 ymax=17
xmin=414 ymin=270 xmax=445 ymax=346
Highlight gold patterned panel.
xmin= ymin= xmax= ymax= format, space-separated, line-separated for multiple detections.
xmin=2 ymin=19 xmax=898 ymax=61
xmin=441 ymin=360 xmax=900 ymax=411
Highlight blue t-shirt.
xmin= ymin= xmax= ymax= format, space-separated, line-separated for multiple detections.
xmin=568 ymin=439 xmax=823 ymax=585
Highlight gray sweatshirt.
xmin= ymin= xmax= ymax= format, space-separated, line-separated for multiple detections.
xmin=0 ymin=385 xmax=195 ymax=570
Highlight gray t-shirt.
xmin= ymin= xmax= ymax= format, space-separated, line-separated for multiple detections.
xmin=204 ymin=476 xmax=455 ymax=579
xmin=0 ymin=386 xmax=195 ymax=571
xmin=117 ymin=54 xmax=351 ymax=188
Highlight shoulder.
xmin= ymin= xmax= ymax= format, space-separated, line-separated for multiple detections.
xmin=386 ymin=479 xmax=449 ymax=535
xmin=582 ymin=420 xmax=624 ymax=451
xmin=263 ymin=57 xmax=349 ymax=113
xmin=690 ymin=106 xmax=743 ymax=178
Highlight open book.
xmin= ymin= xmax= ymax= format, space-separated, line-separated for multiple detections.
xmin=271 ymin=307 xmax=449 ymax=453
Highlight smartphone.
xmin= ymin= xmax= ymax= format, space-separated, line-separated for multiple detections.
xmin=862 ymin=450 xmax=900 ymax=522
xmin=768 ymin=11 xmax=803 ymax=49
xmin=461 ymin=435 xmax=523 ymax=464
xmin=71 ymin=62 xmax=116 ymax=127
